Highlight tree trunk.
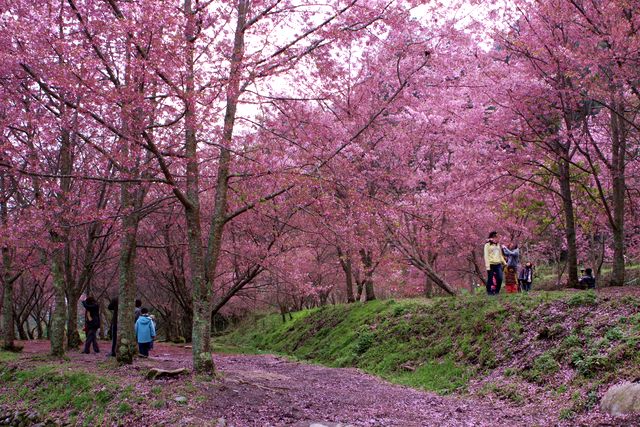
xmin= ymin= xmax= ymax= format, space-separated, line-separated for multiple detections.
xmin=360 ymin=249 xmax=376 ymax=301
xmin=558 ymin=155 xmax=579 ymax=288
xmin=181 ymin=0 xmax=213 ymax=374
xmin=66 ymin=289 xmax=82 ymax=349
xmin=116 ymin=185 xmax=141 ymax=364
xmin=424 ymin=273 xmax=433 ymax=298
xmin=49 ymin=250 xmax=67 ymax=356
xmin=194 ymin=0 xmax=247 ymax=374
xmin=337 ymin=247 xmax=355 ymax=303
xmin=2 ymin=278 xmax=15 ymax=350
xmin=49 ymin=127 xmax=73 ymax=357
xmin=1 ymin=174 xmax=18 ymax=350
xmin=610 ymin=102 xmax=626 ymax=286
xmin=15 ymin=314 xmax=28 ymax=341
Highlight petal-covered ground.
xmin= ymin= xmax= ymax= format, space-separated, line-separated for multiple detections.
xmin=4 ymin=339 xmax=637 ymax=426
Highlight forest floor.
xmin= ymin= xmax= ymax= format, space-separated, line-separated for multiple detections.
xmin=0 ymin=340 xmax=559 ymax=426
xmin=4 ymin=287 xmax=640 ymax=426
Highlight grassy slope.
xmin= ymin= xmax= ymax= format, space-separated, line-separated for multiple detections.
xmin=0 ymin=357 xmax=122 ymax=425
xmin=219 ymin=290 xmax=640 ymax=420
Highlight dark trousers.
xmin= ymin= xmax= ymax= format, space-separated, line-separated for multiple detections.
xmin=486 ymin=264 xmax=503 ymax=295
xmin=138 ymin=342 xmax=151 ymax=357
xmin=84 ymin=328 xmax=100 ymax=353
xmin=519 ymin=280 xmax=532 ymax=292
xmin=110 ymin=324 xmax=117 ymax=356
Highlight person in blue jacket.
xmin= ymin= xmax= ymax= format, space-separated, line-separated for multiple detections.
xmin=134 ymin=307 xmax=156 ymax=358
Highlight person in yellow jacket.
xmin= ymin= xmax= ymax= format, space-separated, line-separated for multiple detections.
xmin=484 ymin=231 xmax=507 ymax=295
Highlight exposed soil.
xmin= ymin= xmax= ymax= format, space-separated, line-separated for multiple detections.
xmin=0 ymin=339 xmax=634 ymax=426
xmin=6 ymin=286 xmax=640 ymax=426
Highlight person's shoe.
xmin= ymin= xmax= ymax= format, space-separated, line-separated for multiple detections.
xmin=139 ymin=354 xmax=148 ymax=358
xmin=81 ymin=351 xmax=89 ymax=354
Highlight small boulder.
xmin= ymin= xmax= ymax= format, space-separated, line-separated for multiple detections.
xmin=601 ymin=382 xmax=640 ymax=416
xmin=174 ymin=396 xmax=188 ymax=404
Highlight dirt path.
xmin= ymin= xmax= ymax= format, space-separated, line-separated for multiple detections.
xmin=14 ymin=341 xmax=552 ymax=426
xmin=10 ymin=287 xmax=640 ymax=425
xmin=195 ymin=354 xmax=552 ymax=427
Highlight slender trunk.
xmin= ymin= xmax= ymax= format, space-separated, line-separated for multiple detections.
xmin=610 ymin=102 xmax=626 ymax=286
xmin=181 ymin=0 xmax=213 ymax=373
xmin=49 ymin=127 xmax=73 ymax=356
xmin=15 ymin=314 xmax=28 ymax=341
xmin=50 ymin=250 xmax=67 ymax=356
xmin=360 ymin=249 xmax=376 ymax=301
xmin=1 ymin=174 xmax=17 ymax=350
xmin=424 ymin=273 xmax=433 ymax=298
xmin=337 ymin=247 xmax=355 ymax=303
xmin=192 ymin=0 xmax=247 ymax=373
xmin=66 ymin=289 xmax=82 ymax=349
xmin=2 ymin=276 xmax=15 ymax=349
xmin=558 ymin=155 xmax=579 ymax=287
xmin=355 ymin=270 xmax=363 ymax=301
xmin=116 ymin=183 xmax=141 ymax=364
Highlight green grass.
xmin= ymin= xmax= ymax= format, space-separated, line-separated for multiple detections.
xmin=0 ymin=350 xmax=19 ymax=363
xmin=218 ymin=292 xmax=567 ymax=394
xmin=219 ymin=289 xmax=640 ymax=409
xmin=0 ymin=359 xmax=119 ymax=424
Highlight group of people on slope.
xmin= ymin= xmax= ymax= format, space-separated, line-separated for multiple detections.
xmin=483 ymin=231 xmax=533 ymax=295
xmin=483 ymin=231 xmax=598 ymax=295
xmin=80 ymin=296 xmax=156 ymax=358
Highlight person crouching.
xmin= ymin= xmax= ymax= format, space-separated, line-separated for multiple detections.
xmin=135 ymin=307 xmax=156 ymax=358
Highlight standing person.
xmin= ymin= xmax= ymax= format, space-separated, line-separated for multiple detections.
xmin=502 ymin=243 xmax=520 ymax=270
xmin=107 ymin=296 xmax=118 ymax=357
xmin=134 ymin=299 xmax=142 ymax=322
xmin=502 ymin=243 xmax=520 ymax=294
xmin=579 ymin=268 xmax=596 ymax=289
xmin=484 ymin=231 xmax=507 ymax=295
xmin=82 ymin=296 xmax=101 ymax=354
xmin=519 ymin=262 xmax=534 ymax=292
xmin=135 ymin=307 xmax=156 ymax=358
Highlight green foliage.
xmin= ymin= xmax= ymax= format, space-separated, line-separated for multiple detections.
xmin=567 ymin=291 xmax=597 ymax=307
xmin=559 ymin=408 xmax=576 ymax=420
xmin=481 ymin=382 xmax=525 ymax=405
xmin=605 ymin=327 xmax=624 ymax=341
xmin=0 ymin=351 xmax=19 ymax=363
xmin=117 ymin=402 xmax=132 ymax=414
xmin=522 ymin=352 xmax=559 ymax=384
xmin=394 ymin=359 xmax=470 ymax=394
xmin=152 ymin=400 xmax=166 ymax=409
xmin=354 ymin=327 xmax=376 ymax=355
xmin=573 ymin=353 xmax=610 ymax=378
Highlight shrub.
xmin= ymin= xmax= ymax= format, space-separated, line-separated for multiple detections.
xmin=354 ymin=328 xmax=376 ymax=355
xmin=567 ymin=291 xmax=597 ymax=307
xmin=523 ymin=352 xmax=559 ymax=383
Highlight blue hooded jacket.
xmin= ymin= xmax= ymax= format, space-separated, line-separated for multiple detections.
xmin=135 ymin=315 xmax=156 ymax=344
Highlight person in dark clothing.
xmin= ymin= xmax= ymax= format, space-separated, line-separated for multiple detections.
xmin=579 ymin=268 xmax=596 ymax=289
xmin=107 ymin=296 xmax=118 ymax=357
xmin=134 ymin=299 xmax=142 ymax=322
xmin=518 ymin=262 xmax=534 ymax=292
xmin=82 ymin=296 xmax=101 ymax=354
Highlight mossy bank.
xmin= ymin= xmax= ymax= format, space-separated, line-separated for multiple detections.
xmin=219 ymin=289 xmax=640 ymax=421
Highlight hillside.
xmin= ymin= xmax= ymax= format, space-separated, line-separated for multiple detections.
xmin=219 ymin=288 xmax=640 ymax=423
